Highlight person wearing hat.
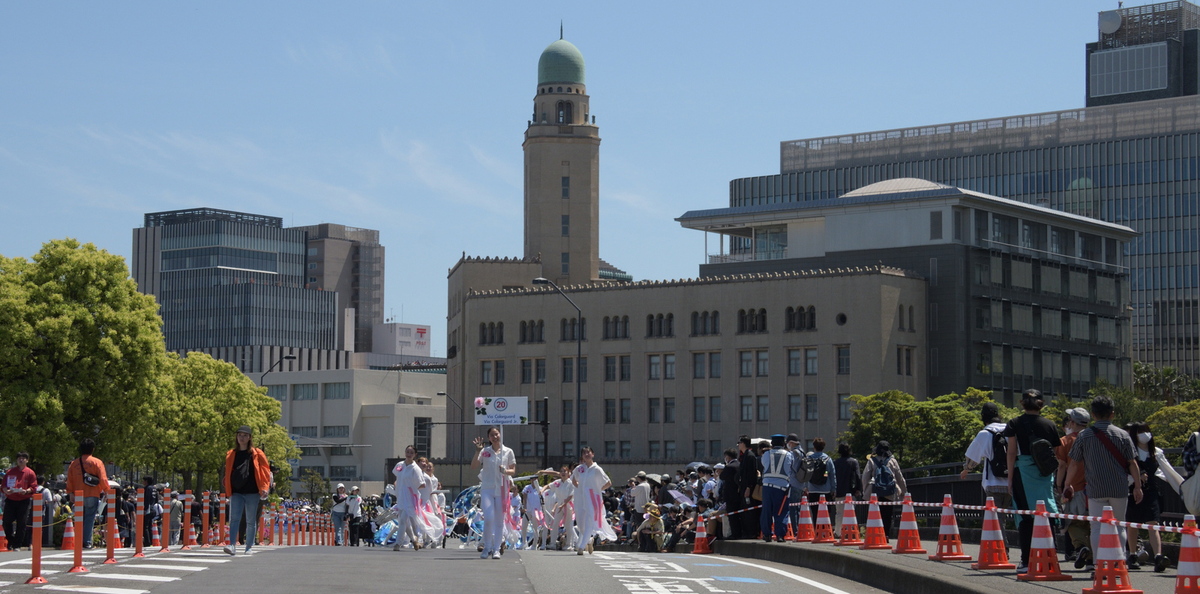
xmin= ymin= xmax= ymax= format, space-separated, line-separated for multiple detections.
xmin=347 ymin=486 xmax=364 ymax=546
xmin=331 ymin=483 xmax=349 ymax=545
xmin=760 ymin=434 xmax=794 ymax=543
xmin=783 ymin=434 xmax=805 ymax=532
xmin=222 ymin=425 xmax=271 ymax=555
xmin=1055 ymin=408 xmax=1090 ymax=567
xmin=636 ymin=502 xmax=664 ymax=552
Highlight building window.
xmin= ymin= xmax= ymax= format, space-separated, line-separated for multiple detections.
xmin=521 ymin=359 xmax=532 ymax=384
xmin=737 ymin=308 xmax=768 ymax=334
xmin=562 ymin=215 xmax=569 ymax=237
xmin=789 ymin=395 xmax=803 ymax=421
xmin=693 ymin=397 xmax=706 ymax=422
xmin=710 ymin=440 xmax=722 ymax=459
xmin=578 ymin=357 xmax=587 ymax=382
xmin=293 ymin=384 xmax=318 ymax=401
xmin=605 ymin=399 xmax=616 ymax=424
xmin=709 ymin=396 xmax=721 ymax=422
xmin=839 ymin=394 xmax=853 ymax=420
xmin=739 ymin=351 xmax=753 ymax=377
xmin=756 ymin=350 xmax=769 ymax=376
xmin=266 ymin=385 xmax=287 ymax=401
xmin=292 ymin=426 xmax=317 ymax=438
xmin=709 ymin=352 xmax=721 ymax=378
xmin=694 ymin=440 xmax=706 ymax=459
xmin=693 ymin=353 xmax=706 ymax=379
xmin=740 ymin=396 xmax=752 ymax=421
xmin=534 ymin=399 xmax=547 ymax=423
xmin=756 ymin=395 xmax=769 ymax=421
xmin=897 ymin=347 xmax=913 ymax=376
xmin=648 ymin=355 xmax=661 ymax=380
xmin=521 ymin=442 xmax=533 ymax=457
xmin=620 ymin=355 xmax=631 ymax=381
xmin=329 ymin=466 xmax=357 ymax=480
xmin=663 ymin=354 xmax=675 ymax=379
xmin=298 ymin=465 xmax=324 ymax=478
xmin=604 ymin=356 xmax=617 ymax=381
xmin=563 ymin=442 xmax=575 ymax=458
xmin=806 ymin=395 xmax=819 ymax=421
xmin=332 ymin=445 xmax=354 ymax=456
xmin=664 ymin=397 xmax=675 ymax=423
xmin=664 ymin=440 xmax=676 ymax=459
xmin=563 ymin=400 xmax=574 ymax=425
xmin=649 ymin=398 xmax=660 ymax=423
xmin=605 ymin=441 xmax=616 ymax=458
xmin=649 ymin=442 xmax=661 ymax=459
xmin=691 ymin=311 xmax=720 ymax=336
xmin=536 ymin=442 xmax=546 ymax=457
xmin=481 ymin=361 xmax=493 ymax=385
xmin=930 ymin=210 xmax=943 ymax=240
xmin=495 ymin=360 xmax=505 ymax=385
xmin=805 ymin=348 xmax=818 ymax=375
xmin=562 ymin=358 xmax=574 ymax=383
xmin=837 ymin=346 xmax=851 ymax=375
xmin=561 ymin=176 xmax=570 ymax=199
xmin=322 ymin=425 xmax=349 ymax=438
xmin=620 ymin=441 xmax=631 ymax=459
xmin=579 ymin=399 xmax=587 ymax=424
xmin=788 ymin=349 xmax=801 ymax=376
xmin=620 ymin=399 xmax=631 ymax=424
xmin=561 ymin=252 xmax=569 ymax=276
xmin=535 ymin=358 xmax=546 ymax=383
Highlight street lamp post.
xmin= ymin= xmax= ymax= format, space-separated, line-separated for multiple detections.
xmin=532 ymin=277 xmax=582 ymax=459
xmin=261 ymin=354 xmax=297 ymax=384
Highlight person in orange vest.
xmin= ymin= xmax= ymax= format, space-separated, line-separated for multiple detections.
xmin=222 ymin=426 xmax=271 ymax=556
xmin=65 ymin=439 xmax=107 ymax=549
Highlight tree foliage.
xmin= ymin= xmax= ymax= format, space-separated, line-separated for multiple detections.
xmin=1089 ymin=379 xmax=1167 ymax=428
xmin=300 ymin=469 xmax=331 ymax=511
xmin=0 ymin=239 xmax=164 ymax=468
xmin=1146 ymin=400 xmax=1200 ymax=455
xmin=840 ymin=388 xmax=1007 ymax=473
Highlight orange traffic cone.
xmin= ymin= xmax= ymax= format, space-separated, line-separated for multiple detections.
xmin=1177 ymin=515 xmax=1200 ymax=594
xmin=811 ymin=496 xmax=836 ymax=544
xmin=928 ymin=494 xmax=971 ymax=561
xmin=151 ymin=522 xmax=161 ymax=548
xmin=784 ymin=523 xmax=796 ymax=542
xmin=1018 ymin=500 xmax=1071 ymax=581
xmin=893 ymin=493 xmax=926 ymax=555
xmin=835 ymin=495 xmax=863 ymax=546
xmin=794 ymin=496 xmax=815 ymax=542
xmin=59 ymin=518 xmax=75 ymax=551
xmin=971 ymin=496 xmax=1015 ymax=570
xmin=692 ymin=514 xmax=713 ymax=554
xmin=860 ymin=494 xmax=890 ymax=550
xmin=0 ymin=517 xmax=9 ymax=552
xmin=1083 ymin=506 xmax=1142 ymax=594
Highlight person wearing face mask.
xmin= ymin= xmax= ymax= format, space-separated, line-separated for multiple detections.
xmin=1056 ymin=408 xmax=1091 ymax=570
xmin=1123 ymin=422 xmax=1169 ymax=572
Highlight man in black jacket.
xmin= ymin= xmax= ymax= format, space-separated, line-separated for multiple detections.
xmin=718 ymin=449 xmax=741 ymax=539
xmin=736 ymin=436 xmax=762 ymax=539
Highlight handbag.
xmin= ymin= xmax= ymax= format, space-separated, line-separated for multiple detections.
xmin=77 ymin=458 xmax=100 ymax=488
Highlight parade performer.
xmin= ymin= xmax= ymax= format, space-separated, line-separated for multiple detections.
xmin=571 ymin=446 xmax=616 ymax=555
xmin=470 ymin=426 xmax=515 ymax=560
xmin=390 ymin=445 xmax=428 ymax=551
xmin=416 ymin=458 xmax=445 ymax=548
xmin=521 ymin=478 xmax=547 ymax=549
xmin=549 ymin=463 xmax=577 ymax=551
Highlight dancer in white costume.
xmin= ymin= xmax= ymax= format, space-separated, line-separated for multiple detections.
xmin=416 ymin=457 xmax=446 ymax=548
xmin=548 ymin=462 xmax=576 ymax=550
xmin=390 ymin=445 xmax=428 ymax=551
xmin=470 ymin=426 xmax=515 ymax=560
xmin=520 ymin=480 xmax=547 ymax=549
xmin=571 ymin=447 xmax=616 ymax=555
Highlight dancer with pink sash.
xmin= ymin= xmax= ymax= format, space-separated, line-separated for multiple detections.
xmin=416 ymin=458 xmax=445 ymax=548
xmin=470 ymin=426 xmax=515 ymax=560
xmin=548 ymin=463 xmax=576 ymax=550
xmin=571 ymin=447 xmax=616 ymax=555
xmin=390 ymin=445 xmax=428 ymax=551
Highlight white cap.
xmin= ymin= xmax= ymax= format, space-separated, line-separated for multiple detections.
xmin=351 ymin=485 xmax=360 ymax=491
xmin=336 ymin=483 xmax=345 ymax=489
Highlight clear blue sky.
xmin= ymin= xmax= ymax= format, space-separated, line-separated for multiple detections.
xmin=1 ymin=1 xmax=1122 ymax=356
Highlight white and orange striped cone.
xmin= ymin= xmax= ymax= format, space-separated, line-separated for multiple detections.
xmin=692 ymin=514 xmax=713 ymax=554
xmin=1177 ymin=515 xmax=1200 ymax=594
xmin=811 ymin=496 xmax=836 ymax=544
xmin=971 ymin=496 xmax=1015 ymax=570
xmin=151 ymin=522 xmax=161 ymax=548
xmin=893 ymin=493 xmax=926 ymax=555
xmin=0 ymin=518 xmax=9 ymax=551
xmin=835 ymin=495 xmax=863 ymax=546
xmin=1082 ymin=506 xmax=1142 ymax=594
xmin=794 ymin=496 xmax=815 ymax=542
xmin=928 ymin=494 xmax=971 ymax=561
xmin=860 ymin=494 xmax=891 ymax=550
xmin=59 ymin=519 xmax=75 ymax=551
xmin=1018 ymin=500 xmax=1071 ymax=581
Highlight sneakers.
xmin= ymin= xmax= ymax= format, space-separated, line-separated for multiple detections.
xmin=223 ymin=546 xmax=235 ymax=556
xmin=1127 ymin=554 xmax=1142 ymax=570
xmin=242 ymin=549 xmax=254 ymax=556
xmin=576 ymin=548 xmax=584 ymax=555
xmin=1015 ymin=563 xmax=1028 ymax=574
xmin=480 ymin=549 xmax=489 ymax=559
xmin=394 ymin=544 xmax=402 ymax=552
xmin=491 ymin=551 xmax=501 ymax=560
xmin=1155 ymin=553 xmax=1169 ymax=573
xmin=1074 ymin=547 xmax=1091 ymax=570
xmin=586 ymin=541 xmax=594 ymax=554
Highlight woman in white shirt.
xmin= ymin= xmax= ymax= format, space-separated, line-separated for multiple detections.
xmin=390 ymin=445 xmax=428 ymax=551
xmin=470 ymin=427 xmax=515 ymax=560
xmin=571 ymin=447 xmax=616 ymax=555
xmin=346 ymin=486 xmax=363 ymax=546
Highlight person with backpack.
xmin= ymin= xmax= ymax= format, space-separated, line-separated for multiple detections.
xmin=962 ymin=402 xmax=1012 ymax=549
xmin=1056 ymin=408 xmax=1092 ymax=570
xmin=1003 ymin=388 xmax=1063 ymax=574
xmin=862 ymin=440 xmax=905 ymax=538
xmin=803 ymin=438 xmax=836 ymax=521
xmin=785 ymin=434 xmax=807 ymax=533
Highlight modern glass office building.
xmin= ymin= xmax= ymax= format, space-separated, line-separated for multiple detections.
xmin=722 ymin=3 xmax=1200 ymax=376
xmin=132 ymin=208 xmax=338 ymax=352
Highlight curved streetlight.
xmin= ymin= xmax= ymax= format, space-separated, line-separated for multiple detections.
xmin=532 ymin=277 xmax=582 ymax=459
xmin=261 ymin=354 xmax=297 ymax=384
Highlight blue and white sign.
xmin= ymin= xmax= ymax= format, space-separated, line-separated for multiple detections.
xmin=473 ymin=396 xmax=529 ymax=426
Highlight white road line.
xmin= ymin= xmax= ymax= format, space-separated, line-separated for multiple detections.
xmin=0 ymin=567 xmax=59 ymax=574
xmin=153 ymin=557 xmax=229 ymax=563
xmin=85 ymin=573 xmax=180 ymax=583
xmin=715 ymin=557 xmax=856 ymax=594
xmin=38 ymin=585 xmax=149 ymax=594
xmin=117 ymin=564 xmax=206 ymax=571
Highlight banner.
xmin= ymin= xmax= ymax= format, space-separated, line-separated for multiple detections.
xmin=473 ymin=396 xmax=529 ymax=426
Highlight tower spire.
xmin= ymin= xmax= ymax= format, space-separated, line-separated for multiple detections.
xmin=560 ymin=21 xmax=563 ymax=40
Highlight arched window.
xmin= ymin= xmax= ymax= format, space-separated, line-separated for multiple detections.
xmin=487 ymin=322 xmax=496 ymax=344
xmin=496 ymin=322 xmax=504 ymax=344
xmin=566 ymin=87 xmax=571 ymax=93
xmin=556 ymin=86 xmax=563 ymax=93
xmin=807 ymin=307 xmax=817 ymax=330
xmin=655 ymin=314 xmax=664 ymax=337
xmin=757 ymin=309 xmax=767 ymax=333
xmin=603 ymin=316 xmax=611 ymax=339
xmin=580 ymin=317 xmax=586 ymax=340
xmin=898 ymin=305 xmax=905 ymax=330
xmin=738 ymin=309 xmax=747 ymax=333
xmin=570 ymin=318 xmax=578 ymax=340
xmin=909 ymin=306 xmax=915 ymax=331
xmin=646 ymin=314 xmax=655 ymax=337
xmin=691 ymin=311 xmax=699 ymax=336
xmin=621 ymin=316 xmax=629 ymax=338
xmin=561 ymin=318 xmax=569 ymax=341
xmin=665 ymin=313 xmax=673 ymax=336
xmin=712 ymin=311 xmax=720 ymax=334
xmin=520 ymin=321 xmax=528 ymax=343
xmin=479 ymin=323 xmax=487 ymax=345
xmin=556 ymin=101 xmax=573 ymax=124
xmin=785 ymin=307 xmax=795 ymax=331
xmin=536 ymin=320 xmax=544 ymax=342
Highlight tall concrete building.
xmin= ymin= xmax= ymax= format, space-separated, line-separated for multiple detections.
xmin=291 ymin=223 xmax=385 ymax=352
xmin=726 ymin=0 xmax=1200 ymax=376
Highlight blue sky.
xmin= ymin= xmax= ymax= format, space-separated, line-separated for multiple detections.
xmin=1 ymin=1 xmax=1122 ymax=356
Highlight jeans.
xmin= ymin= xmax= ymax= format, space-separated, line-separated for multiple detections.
xmin=331 ymin=511 xmax=346 ymax=545
xmin=228 ymin=493 xmax=260 ymax=551
xmin=82 ymin=497 xmax=100 ymax=548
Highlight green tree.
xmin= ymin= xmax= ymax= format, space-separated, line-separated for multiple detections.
xmin=0 ymin=239 xmax=165 ymax=468
xmin=1146 ymin=400 xmax=1200 ymax=457
xmin=122 ymin=352 xmax=298 ymax=493
xmin=300 ymin=468 xmax=331 ymax=510
xmin=1090 ymin=379 xmax=1166 ymax=428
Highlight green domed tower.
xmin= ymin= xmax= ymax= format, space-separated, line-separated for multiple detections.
xmin=524 ymin=35 xmax=600 ymax=285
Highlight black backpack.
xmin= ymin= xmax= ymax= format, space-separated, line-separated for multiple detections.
xmin=986 ymin=428 xmax=1008 ymax=479
xmin=809 ymin=454 xmax=829 ymax=486
xmin=873 ymin=455 xmax=896 ymax=497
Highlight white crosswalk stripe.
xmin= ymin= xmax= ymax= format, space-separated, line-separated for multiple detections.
xmin=85 ymin=573 xmax=179 ymax=582
xmin=38 ymin=585 xmax=149 ymax=594
xmin=118 ymin=563 xmax=206 ymax=571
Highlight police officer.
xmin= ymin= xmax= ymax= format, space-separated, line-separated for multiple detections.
xmin=760 ymin=434 xmax=794 ymax=542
